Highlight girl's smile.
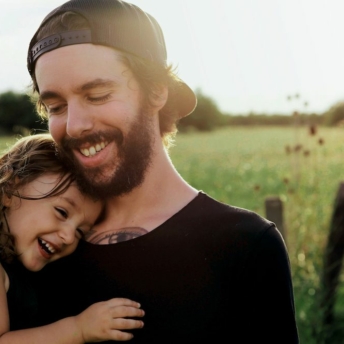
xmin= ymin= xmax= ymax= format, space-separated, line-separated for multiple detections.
xmin=3 ymin=173 xmax=102 ymax=271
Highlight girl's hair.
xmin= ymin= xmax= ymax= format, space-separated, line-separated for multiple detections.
xmin=31 ymin=12 xmax=185 ymax=148
xmin=0 ymin=134 xmax=76 ymax=263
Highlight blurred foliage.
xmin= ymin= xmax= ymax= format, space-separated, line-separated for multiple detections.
xmin=0 ymin=91 xmax=47 ymax=135
xmin=178 ymin=88 xmax=226 ymax=131
xmin=322 ymin=102 xmax=344 ymax=127
xmin=223 ymin=112 xmax=323 ymax=126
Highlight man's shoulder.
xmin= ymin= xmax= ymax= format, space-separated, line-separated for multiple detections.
xmin=188 ymin=191 xmax=274 ymax=231
xmin=176 ymin=191 xmax=283 ymax=256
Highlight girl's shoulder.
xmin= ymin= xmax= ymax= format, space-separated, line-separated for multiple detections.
xmin=0 ymin=234 xmax=16 ymax=263
xmin=0 ymin=262 xmax=9 ymax=292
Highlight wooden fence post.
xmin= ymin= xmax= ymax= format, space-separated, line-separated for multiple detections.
xmin=320 ymin=182 xmax=344 ymax=326
xmin=265 ymin=196 xmax=286 ymax=241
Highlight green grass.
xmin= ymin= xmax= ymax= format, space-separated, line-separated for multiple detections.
xmin=1 ymin=126 xmax=344 ymax=342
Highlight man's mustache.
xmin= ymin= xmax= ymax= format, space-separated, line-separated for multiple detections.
xmin=61 ymin=129 xmax=124 ymax=150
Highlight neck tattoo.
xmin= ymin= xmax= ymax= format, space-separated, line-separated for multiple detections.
xmin=86 ymin=227 xmax=148 ymax=245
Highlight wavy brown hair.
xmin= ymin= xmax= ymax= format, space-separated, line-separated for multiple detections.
xmin=30 ymin=12 xmax=186 ymax=148
xmin=0 ymin=134 xmax=76 ymax=263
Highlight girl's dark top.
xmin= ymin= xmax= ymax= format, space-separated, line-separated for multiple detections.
xmin=1 ymin=259 xmax=39 ymax=330
xmin=32 ymin=192 xmax=299 ymax=343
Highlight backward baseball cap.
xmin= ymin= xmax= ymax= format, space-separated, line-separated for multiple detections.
xmin=27 ymin=0 xmax=197 ymax=118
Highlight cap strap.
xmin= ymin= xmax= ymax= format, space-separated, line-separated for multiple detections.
xmin=28 ymin=29 xmax=92 ymax=73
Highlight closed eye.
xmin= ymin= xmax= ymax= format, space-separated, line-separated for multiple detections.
xmin=87 ymin=94 xmax=112 ymax=103
xmin=39 ymin=91 xmax=66 ymax=116
xmin=55 ymin=207 xmax=68 ymax=219
xmin=46 ymin=103 xmax=67 ymax=116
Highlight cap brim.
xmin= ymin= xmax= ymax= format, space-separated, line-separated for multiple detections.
xmin=175 ymin=81 xmax=197 ymax=118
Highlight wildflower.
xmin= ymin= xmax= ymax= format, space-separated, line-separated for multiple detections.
xmin=285 ymin=145 xmax=291 ymax=154
xmin=294 ymin=144 xmax=303 ymax=152
xmin=309 ymin=125 xmax=317 ymax=136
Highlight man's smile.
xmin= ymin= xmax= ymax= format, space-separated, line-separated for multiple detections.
xmin=80 ymin=141 xmax=109 ymax=157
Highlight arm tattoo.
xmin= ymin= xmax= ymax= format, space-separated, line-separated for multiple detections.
xmin=86 ymin=227 xmax=148 ymax=245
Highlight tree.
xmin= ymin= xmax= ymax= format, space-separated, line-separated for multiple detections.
xmin=323 ymin=102 xmax=344 ymax=126
xmin=178 ymin=88 xmax=225 ymax=131
xmin=0 ymin=91 xmax=47 ymax=134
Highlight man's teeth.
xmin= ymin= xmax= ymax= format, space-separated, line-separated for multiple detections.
xmin=39 ymin=238 xmax=56 ymax=254
xmin=80 ymin=142 xmax=107 ymax=157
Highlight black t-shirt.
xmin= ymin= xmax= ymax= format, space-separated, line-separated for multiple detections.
xmin=1 ymin=259 xmax=38 ymax=330
xmin=33 ymin=192 xmax=299 ymax=343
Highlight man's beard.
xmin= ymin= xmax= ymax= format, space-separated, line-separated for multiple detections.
xmin=58 ymin=109 xmax=155 ymax=199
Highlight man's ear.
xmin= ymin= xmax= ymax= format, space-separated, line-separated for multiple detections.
xmin=149 ymin=85 xmax=168 ymax=111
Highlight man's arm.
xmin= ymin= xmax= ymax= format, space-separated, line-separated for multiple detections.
xmin=244 ymin=225 xmax=299 ymax=343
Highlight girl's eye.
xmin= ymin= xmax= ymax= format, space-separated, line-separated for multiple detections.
xmin=88 ymin=94 xmax=112 ymax=103
xmin=55 ymin=207 xmax=68 ymax=219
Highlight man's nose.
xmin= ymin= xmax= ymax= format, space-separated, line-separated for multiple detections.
xmin=66 ymin=100 xmax=94 ymax=138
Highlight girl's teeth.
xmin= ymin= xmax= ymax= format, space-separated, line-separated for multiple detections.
xmin=96 ymin=144 xmax=101 ymax=151
xmin=46 ymin=243 xmax=55 ymax=253
xmin=40 ymin=239 xmax=55 ymax=254
xmin=89 ymin=147 xmax=96 ymax=155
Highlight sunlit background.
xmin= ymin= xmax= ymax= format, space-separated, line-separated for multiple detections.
xmin=2 ymin=1 xmax=344 ymax=342
xmin=1 ymin=0 xmax=344 ymax=115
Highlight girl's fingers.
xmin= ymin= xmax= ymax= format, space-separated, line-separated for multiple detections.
xmin=111 ymin=305 xmax=145 ymax=318
xmin=111 ymin=318 xmax=144 ymax=330
xmin=107 ymin=298 xmax=142 ymax=308
xmin=109 ymin=330 xmax=135 ymax=341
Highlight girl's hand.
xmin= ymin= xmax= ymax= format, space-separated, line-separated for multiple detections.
xmin=75 ymin=298 xmax=144 ymax=342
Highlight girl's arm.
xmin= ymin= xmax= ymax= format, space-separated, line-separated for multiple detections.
xmin=0 ymin=265 xmax=10 ymax=336
xmin=0 ymin=298 xmax=144 ymax=343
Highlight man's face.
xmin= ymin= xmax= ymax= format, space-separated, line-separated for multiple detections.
xmin=35 ymin=44 xmax=155 ymax=197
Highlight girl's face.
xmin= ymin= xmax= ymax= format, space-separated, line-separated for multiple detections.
xmin=3 ymin=173 xmax=102 ymax=271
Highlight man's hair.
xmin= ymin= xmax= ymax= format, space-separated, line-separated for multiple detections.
xmin=0 ymin=133 xmax=76 ymax=262
xmin=31 ymin=12 xmax=188 ymax=148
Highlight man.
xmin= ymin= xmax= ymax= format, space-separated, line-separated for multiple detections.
xmin=27 ymin=0 xmax=299 ymax=342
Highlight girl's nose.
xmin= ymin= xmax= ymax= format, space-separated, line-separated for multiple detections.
xmin=58 ymin=225 xmax=76 ymax=246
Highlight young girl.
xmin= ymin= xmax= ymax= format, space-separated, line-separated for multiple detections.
xmin=0 ymin=134 xmax=144 ymax=343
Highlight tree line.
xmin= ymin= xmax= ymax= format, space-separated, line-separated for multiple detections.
xmin=0 ymin=91 xmax=46 ymax=135
xmin=0 ymin=89 xmax=343 ymax=135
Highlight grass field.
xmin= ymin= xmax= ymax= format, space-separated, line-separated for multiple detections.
xmin=1 ymin=126 xmax=344 ymax=343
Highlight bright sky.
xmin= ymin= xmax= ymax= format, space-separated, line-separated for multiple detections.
xmin=1 ymin=0 xmax=344 ymax=115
